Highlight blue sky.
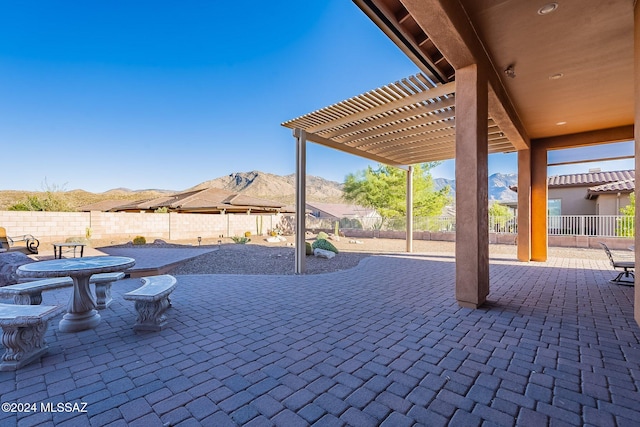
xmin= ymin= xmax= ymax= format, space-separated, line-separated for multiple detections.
xmin=0 ymin=1 xmax=633 ymax=193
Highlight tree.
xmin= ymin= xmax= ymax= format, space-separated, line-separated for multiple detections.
xmin=489 ymin=202 xmax=515 ymax=233
xmin=489 ymin=202 xmax=512 ymax=218
xmin=343 ymin=163 xmax=451 ymax=226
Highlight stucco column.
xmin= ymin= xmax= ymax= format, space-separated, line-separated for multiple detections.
xmin=531 ymin=144 xmax=548 ymax=261
xmin=455 ymin=64 xmax=489 ymax=308
xmin=294 ymin=128 xmax=306 ymax=274
xmin=517 ymin=149 xmax=531 ymax=261
xmin=634 ymin=0 xmax=639 ymax=325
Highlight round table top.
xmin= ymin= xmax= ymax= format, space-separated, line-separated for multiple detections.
xmin=17 ymin=256 xmax=136 ymax=278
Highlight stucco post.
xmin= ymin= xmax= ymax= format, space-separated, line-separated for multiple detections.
xmin=517 ymin=149 xmax=531 ymax=261
xmin=634 ymin=0 xmax=639 ymax=325
xmin=531 ymin=144 xmax=548 ymax=261
xmin=455 ymin=64 xmax=489 ymax=308
xmin=294 ymin=128 xmax=307 ymax=274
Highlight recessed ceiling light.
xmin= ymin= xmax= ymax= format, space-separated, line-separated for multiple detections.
xmin=556 ymin=121 xmax=567 ymax=126
xmin=538 ymin=3 xmax=558 ymax=15
xmin=549 ymin=73 xmax=564 ymax=80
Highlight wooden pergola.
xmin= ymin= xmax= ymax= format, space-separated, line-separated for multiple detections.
xmin=283 ymin=74 xmax=516 ymax=165
xmin=282 ymin=73 xmax=516 ymax=277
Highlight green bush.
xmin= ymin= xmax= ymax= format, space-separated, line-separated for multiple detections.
xmin=133 ymin=236 xmax=146 ymax=245
xmin=305 ymin=241 xmax=313 ymax=255
xmin=312 ymin=238 xmax=339 ymax=254
xmin=317 ymin=231 xmax=329 ymax=240
xmin=231 ymin=236 xmax=251 ymax=244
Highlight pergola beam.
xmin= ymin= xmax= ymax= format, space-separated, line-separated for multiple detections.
xmin=304 ymin=131 xmax=408 ymax=168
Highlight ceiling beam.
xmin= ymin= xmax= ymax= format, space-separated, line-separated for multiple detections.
xmin=534 ymin=125 xmax=635 ymax=151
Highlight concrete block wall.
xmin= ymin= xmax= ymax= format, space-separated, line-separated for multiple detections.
xmin=0 ymin=211 xmax=91 ymax=242
xmin=169 ymin=213 xmax=227 ymax=241
xmin=89 ymin=212 xmax=171 ymax=242
xmin=2 ymin=211 xmax=632 ymax=250
xmin=0 ymin=211 xmax=283 ymax=244
xmin=548 ymin=235 xmax=633 ymax=250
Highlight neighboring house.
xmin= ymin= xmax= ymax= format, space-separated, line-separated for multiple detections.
xmin=107 ymin=187 xmax=293 ymax=214
xmin=306 ymin=202 xmax=381 ymax=229
xmin=509 ymin=169 xmax=635 ymax=216
xmin=77 ymin=200 xmax=134 ymax=212
xmin=306 ymin=202 xmax=379 ymax=220
xmin=547 ymin=169 xmax=634 ymax=216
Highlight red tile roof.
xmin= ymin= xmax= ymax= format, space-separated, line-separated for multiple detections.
xmin=548 ymin=170 xmax=634 ymax=187
xmin=587 ymin=179 xmax=635 ymax=197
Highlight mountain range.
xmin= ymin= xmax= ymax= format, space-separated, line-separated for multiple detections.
xmin=434 ymin=173 xmax=518 ymax=202
xmin=0 ymin=171 xmax=518 ymax=210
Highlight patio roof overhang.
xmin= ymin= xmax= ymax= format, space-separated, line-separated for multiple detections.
xmin=282 ymin=73 xmax=517 ymax=168
xmin=282 ymin=0 xmax=638 ymax=314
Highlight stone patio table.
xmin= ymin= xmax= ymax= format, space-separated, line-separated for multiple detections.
xmin=17 ymin=256 xmax=135 ymax=332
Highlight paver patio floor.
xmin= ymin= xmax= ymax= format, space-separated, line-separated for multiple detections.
xmin=1 ymin=252 xmax=638 ymax=426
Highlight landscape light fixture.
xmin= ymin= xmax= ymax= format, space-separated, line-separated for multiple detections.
xmin=197 ymin=236 xmax=202 ymax=246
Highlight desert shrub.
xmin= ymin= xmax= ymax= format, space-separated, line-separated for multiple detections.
xmin=305 ymin=241 xmax=313 ymax=255
xmin=317 ymin=231 xmax=329 ymax=240
xmin=133 ymin=236 xmax=146 ymax=245
xmin=312 ymin=238 xmax=339 ymax=254
xmin=8 ymin=181 xmax=74 ymax=212
xmin=232 ymin=236 xmax=251 ymax=244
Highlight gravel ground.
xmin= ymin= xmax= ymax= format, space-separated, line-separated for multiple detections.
xmin=102 ymin=235 xmax=614 ymax=276
xmin=169 ymin=243 xmax=371 ymax=275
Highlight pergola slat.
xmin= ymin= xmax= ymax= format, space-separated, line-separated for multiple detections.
xmin=281 ymin=73 xmax=516 ymax=167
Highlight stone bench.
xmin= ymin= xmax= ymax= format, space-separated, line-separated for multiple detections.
xmin=1 ymin=272 xmax=125 ymax=307
xmin=91 ymin=272 xmax=126 ymax=309
xmin=0 ymin=302 xmax=63 ymax=371
xmin=123 ymin=275 xmax=177 ymax=331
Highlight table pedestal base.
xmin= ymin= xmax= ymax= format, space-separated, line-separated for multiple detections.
xmin=59 ymin=310 xmax=101 ymax=333
xmin=59 ymin=274 xmax=101 ymax=333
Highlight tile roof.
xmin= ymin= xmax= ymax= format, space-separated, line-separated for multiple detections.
xmin=111 ymin=187 xmax=290 ymax=213
xmin=76 ymin=200 xmax=132 ymax=212
xmin=587 ymin=178 xmax=635 ymax=196
xmin=548 ymin=170 xmax=634 ymax=187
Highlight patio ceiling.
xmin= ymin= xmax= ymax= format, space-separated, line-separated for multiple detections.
xmin=282 ymin=73 xmax=516 ymax=167
xmin=355 ymin=0 xmax=635 ymax=144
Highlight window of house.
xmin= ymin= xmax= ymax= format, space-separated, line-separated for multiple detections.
xmin=548 ymin=199 xmax=561 ymax=215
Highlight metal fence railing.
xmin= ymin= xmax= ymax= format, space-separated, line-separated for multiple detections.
xmin=306 ymin=214 xmax=635 ymax=238
xmin=547 ymin=215 xmax=634 ymax=237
